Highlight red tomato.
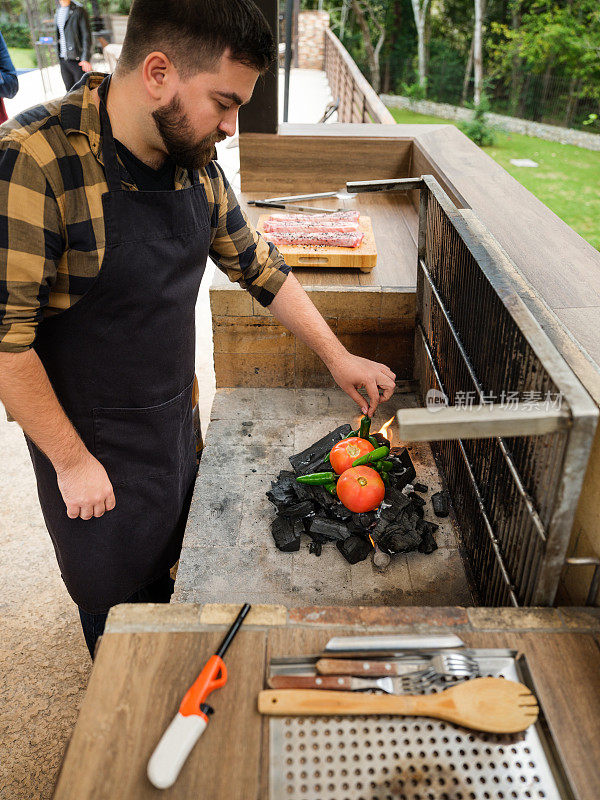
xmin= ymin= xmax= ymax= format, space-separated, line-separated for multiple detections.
xmin=330 ymin=437 xmax=374 ymax=475
xmin=336 ymin=466 xmax=385 ymax=513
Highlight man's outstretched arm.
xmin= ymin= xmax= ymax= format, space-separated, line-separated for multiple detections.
xmin=205 ymin=162 xmax=396 ymax=414
xmin=269 ymin=273 xmax=396 ymax=416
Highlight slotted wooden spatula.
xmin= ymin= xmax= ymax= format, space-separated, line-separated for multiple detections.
xmin=258 ymin=677 xmax=539 ymax=734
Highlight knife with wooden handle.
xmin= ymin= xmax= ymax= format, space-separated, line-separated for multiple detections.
xmin=316 ymin=658 xmax=424 ymax=677
xmin=268 ymin=675 xmax=396 ymax=692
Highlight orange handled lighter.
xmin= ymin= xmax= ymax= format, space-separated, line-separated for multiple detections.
xmin=147 ymin=603 xmax=251 ymax=789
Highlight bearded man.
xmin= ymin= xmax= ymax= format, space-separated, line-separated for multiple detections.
xmin=0 ymin=0 xmax=396 ymax=657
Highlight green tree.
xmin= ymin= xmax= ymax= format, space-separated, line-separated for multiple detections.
xmin=489 ymin=1 xmax=600 ymax=103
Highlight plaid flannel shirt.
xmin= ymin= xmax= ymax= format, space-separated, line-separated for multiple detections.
xmin=0 ymin=73 xmax=290 ymax=353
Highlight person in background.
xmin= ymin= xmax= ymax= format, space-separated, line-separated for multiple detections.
xmin=0 ymin=32 xmax=18 ymax=123
xmin=55 ymin=0 xmax=92 ymax=90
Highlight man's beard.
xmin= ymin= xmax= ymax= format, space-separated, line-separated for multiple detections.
xmin=151 ymin=94 xmax=226 ymax=171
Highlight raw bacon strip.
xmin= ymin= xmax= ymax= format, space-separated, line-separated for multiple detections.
xmin=266 ymin=210 xmax=360 ymax=224
xmin=261 ymin=210 xmax=364 ymax=248
xmin=263 ymin=220 xmax=360 ymax=234
xmin=266 ymin=229 xmax=364 ymax=248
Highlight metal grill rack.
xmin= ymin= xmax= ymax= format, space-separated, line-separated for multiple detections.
xmin=414 ymin=176 xmax=598 ymax=605
xmin=269 ymin=652 xmax=576 ymax=800
xmin=347 ymin=174 xmax=598 ymax=606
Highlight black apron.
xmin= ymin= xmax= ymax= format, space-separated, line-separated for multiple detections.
xmin=27 ymin=77 xmax=209 ymax=613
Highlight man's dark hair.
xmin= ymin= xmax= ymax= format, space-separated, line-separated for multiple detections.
xmin=117 ymin=0 xmax=276 ymax=77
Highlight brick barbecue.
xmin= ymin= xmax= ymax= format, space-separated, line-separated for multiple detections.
xmin=174 ymin=388 xmax=473 ymax=607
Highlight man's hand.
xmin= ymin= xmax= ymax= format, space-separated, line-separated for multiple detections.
xmin=79 ymin=60 xmax=92 ymax=72
xmin=268 ymin=274 xmax=397 ymax=416
xmin=56 ymin=453 xmax=116 ymax=520
xmin=328 ymin=353 xmax=396 ymax=417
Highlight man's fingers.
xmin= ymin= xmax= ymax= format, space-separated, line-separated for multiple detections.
xmin=344 ymin=384 xmax=369 ymax=415
xmin=66 ymin=505 xmax=80 ymax=519
xmin=105 ymin=492 xmax=116 ymax=512
xmin=379 ymin=371 xmax=396 ymax=401
xmin=93 ymin=502 xmax=106 ymax=518
xmin=380 ymin=382 xmax=395 ymax=402
xmin=380 ymin=364 xmax=396 ymax=381
xmin=365 ymin=379 xmax=380 ymax=416
xmin=79 ymin=505 xmax=94 ymax=520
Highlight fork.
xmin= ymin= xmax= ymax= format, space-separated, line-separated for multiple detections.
xmin=401 ymin=653 xmax=479 ymax=691
xmin=315 ymin=652 xmax=479 ymax=693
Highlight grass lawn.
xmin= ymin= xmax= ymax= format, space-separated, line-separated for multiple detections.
xmin=388 ymin=106 xmax=600 ymax=251
xmin=8 ymin=47 xmax=37 ymax=70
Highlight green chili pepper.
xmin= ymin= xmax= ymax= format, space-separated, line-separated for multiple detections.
xmin=368 ymin=435 xmax=379 ymax=449
xmin=324 ymin=482 xmax=337 ymax=496
xmin=380 ymin=460 xmax=394 ymax=472
xmin=324 ymin=452 xmax=330 ymax=463
xmin=296 ymin=472 xmax=336 ymax=485
xmin=352 ymin=446 xmax=390 ymax=468
xmin=340 ymin=429 xmax=359 ymax=442
xmin=381 ymin=472 xmax=390 ymax=486
xmin=359 ymin=415 xmax=371 ymax=440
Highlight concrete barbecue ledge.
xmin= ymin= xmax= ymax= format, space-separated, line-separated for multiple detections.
xmin=213 ymin=122 xmax=600 ymax=605
xmin=173 ymin=387 xmax=474 ymax=608
xmin=104 ymin=602 xmax=600 ymax=634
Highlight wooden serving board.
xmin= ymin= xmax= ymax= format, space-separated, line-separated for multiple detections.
xmin=257 ymin=213 xmax=377 ymax=272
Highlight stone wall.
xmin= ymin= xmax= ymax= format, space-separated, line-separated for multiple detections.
xmin=381 ymin=94 xmax=600 ymax=152
xmin=298 ymin=11 xmax=329 ymax=70
xmin=210 ymin=285 xmax=415 ymax=388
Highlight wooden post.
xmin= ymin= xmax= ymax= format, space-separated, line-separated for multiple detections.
xmin=238 ymin=0 xmax=278 ymax=134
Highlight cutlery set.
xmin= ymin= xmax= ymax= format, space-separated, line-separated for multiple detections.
xmin=260 ymin=634 xmax=539 ymax=735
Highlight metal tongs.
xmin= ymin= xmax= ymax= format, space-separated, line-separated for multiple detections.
xmin=247 ymin=200 xmax=342 ymax=214
xmin=247 ymin=190 xmax=344 ymax=214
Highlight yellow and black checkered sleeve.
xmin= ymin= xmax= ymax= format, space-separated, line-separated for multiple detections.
xmin=207 ymin=161 xmax=290 ymax=307
xmin=0 ymin=141 xmax=63 ymax=352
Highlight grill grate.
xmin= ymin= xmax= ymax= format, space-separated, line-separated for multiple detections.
xmin=269 ymin=652 xmax=575 ymax=800
xmin=276 ymin=716 xmax=555 ymax=800
xmin=414 ymin=176 xmax=597 ymax=605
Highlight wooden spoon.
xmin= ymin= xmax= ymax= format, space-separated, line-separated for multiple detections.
xmin=258 ymin=677 xmax=539 ymax=734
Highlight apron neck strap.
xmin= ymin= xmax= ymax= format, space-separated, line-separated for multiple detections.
xmin=97 ymin=75 xmax=122 ymax=193
xmin=98 ymin=75 xmax=200 ymax=190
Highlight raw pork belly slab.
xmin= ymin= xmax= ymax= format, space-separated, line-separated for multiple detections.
xmin=262 ymin=210 xmax=364 ymax=248
xmin=265 ymin=229 xmax=364 ymax=248
xmin=265 ymin=211 xmax=360 ymax=224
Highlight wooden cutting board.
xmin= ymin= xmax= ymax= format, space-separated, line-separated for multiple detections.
xmin=53 ymin=629 xmax=266 ymax=800
xmin=257 ymin=213 xmax=377 ymax=272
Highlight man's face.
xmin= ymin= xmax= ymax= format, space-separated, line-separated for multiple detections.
xmin=151 ymin=52 xmax=259 ymax=170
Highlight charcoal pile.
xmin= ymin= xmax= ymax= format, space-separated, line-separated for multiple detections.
xmin=266 ymin=425 xmax=447 ymax=565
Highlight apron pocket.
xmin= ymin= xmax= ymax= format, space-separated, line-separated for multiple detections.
xmin=93 ymin=381 xmax=195 ymax=485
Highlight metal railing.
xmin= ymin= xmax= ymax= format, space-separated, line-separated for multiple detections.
xmin=348 ymin=174 xmax=599 ymax=606
xmin=415 ymin=176 xmax=597 ymax=606
xmin=323 ymin=28 xmax=395 ymax=125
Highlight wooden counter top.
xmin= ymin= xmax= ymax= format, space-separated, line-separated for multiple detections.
xmin=53 ymin=605 xmax=600 ymax=800
xmin=211 ymin=190 xmax=419 ymax=290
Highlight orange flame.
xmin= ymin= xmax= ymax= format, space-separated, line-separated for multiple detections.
xmin=368 ymin=535 xmax=375 ymax=546
xmin=377 ymin=416 xmax=395 ymax=446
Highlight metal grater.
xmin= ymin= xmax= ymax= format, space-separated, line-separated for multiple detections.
xmin=268 ymin=650 xmax=576 ymax=800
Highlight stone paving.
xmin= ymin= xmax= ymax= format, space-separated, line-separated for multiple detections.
xmin=174 ymin=388 xmax=474 ymax=608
